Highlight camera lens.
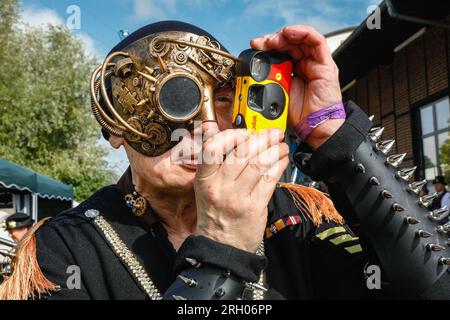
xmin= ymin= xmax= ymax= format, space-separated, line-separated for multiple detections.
xmin=247 ymin=83 xmax=285 ymax=120
xmin=269 ymin=103 xmax=279 ymax=117
xmin=250 ymin=52 xmax=270 ymax=82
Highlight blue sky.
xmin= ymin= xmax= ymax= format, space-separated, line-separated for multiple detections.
xmin=21 ymin=0 xmax=380 ymax=57
xmin=19 ymin=0 xmax=380 ymax=174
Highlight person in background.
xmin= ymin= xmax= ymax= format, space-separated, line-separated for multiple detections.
xmin=1 ymin=213 xmax=34 ymax=242
xmin=0 ymin=213 xmax=32 ymax=285
xmin=430 ymin=176 xmax=450 ymax=225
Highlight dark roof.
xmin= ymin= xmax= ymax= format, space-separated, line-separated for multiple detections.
xmin=324 ymin=26 xmax=357 ymax=38
xmin=333 ymin=0 xmax=450 ymax=87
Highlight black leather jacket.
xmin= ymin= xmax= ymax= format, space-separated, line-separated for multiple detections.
xmin=35 ymin=101 xmax=449 ymax=300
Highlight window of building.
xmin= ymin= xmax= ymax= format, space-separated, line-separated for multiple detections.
xmin=0 ymin=189 xmax=12 ymax=209
xmin=420 ymin=97 xmax=450 ymax=180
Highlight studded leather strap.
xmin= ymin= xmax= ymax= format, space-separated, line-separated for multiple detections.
xmin=326 ymin=135 xmax=449 ymax=297
xmin=165 ymin=238 xmax=267 ymax=300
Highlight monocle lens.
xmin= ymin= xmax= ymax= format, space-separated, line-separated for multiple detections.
xmin=159 ymin=76 xmax=201 ymax=121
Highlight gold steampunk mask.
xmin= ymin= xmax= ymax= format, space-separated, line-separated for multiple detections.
xmin=90 ymin=31 xmax=238 ymax=156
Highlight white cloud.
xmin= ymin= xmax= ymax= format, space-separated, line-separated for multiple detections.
xmin=76 ymin=32 xmax=100 ymax=59
xmin=132 ymin=0 xmax=173 ymax=21
xmin=20 ymin=6 xmax=64 ymax=27
xmin=19 ymin=6 xmax=100 ymax=58
xmin=131 ymin=0 xmax=212 ymax=21
xmin=239 ymin=0 xmax=371 ymax=34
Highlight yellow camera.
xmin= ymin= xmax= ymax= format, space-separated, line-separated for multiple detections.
xmin=233 ymin=49 xmax=293 ymax=133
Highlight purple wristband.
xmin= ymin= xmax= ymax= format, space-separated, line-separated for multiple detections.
xmin=294 ymin=101 xmax=346 ymax=141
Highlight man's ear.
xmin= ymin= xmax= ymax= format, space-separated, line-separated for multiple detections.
xmin=109 ymin=135 xmax=125 ymax=149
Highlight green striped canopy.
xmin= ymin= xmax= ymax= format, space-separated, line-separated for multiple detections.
xmin=0 ymin=159 xmax=73 ymax=201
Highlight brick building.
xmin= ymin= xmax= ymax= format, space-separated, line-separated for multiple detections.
xmin=335 ymin=0 xmax=450 ymax=183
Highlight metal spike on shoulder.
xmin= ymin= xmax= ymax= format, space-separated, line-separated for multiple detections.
xmin=386 ymin=153 xmax=406 ymax=168
xmin=436 ymin=222 xmax=450 ymax=234
xmin=392 ymin=203 xmax=405 ymax=212
xmin=438 ymin=257 xmax=450 ymax=266
xmin=185 ymin=257 xmax=201 ymax=268
xmin=381 ymin=190 xmax=393 ymax=199
xmin=428 ymin=208 xmax=448 ymax=221
xmin=418 ymin=192 xmax=438 ymax=207
xmin=426 ymin=244 xmax=446 ymax=252
xmin=355 ymin=163 xmax=366 ymax=173
xmin=245 ymin=282 xmax=268 ymax=292
xmin=404 ymin=216 xmax=420 ymax=225
xmin=369 ymin=127 xmax=384 ymax=142
xmin=375 ymin=139 xmax=395 ymax=155
xmin=178 ymin=274 xmax=198 ymax=287
xmin=369 ymin=176 xmax=380 ymax=186
xmin=406 ymin=180 xmax=427 ymax=194
xmin=396 ymin=167 xmax=416 ymax=181
xmin=415 ymin=230 xmax=432 ymax=238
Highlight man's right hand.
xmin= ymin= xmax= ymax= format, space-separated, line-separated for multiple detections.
xmin=194 ymin=122 xmax=289 ymax=253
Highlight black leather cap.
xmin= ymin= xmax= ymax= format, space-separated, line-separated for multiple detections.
xmin=3 ymin=212 xmax=34 ymax=230
xmin=432 ymin=175 xmax=447 ymax=185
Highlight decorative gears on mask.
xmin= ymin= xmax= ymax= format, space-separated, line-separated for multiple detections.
xmin=144 ymin=122 xmax=169 ymax=145
xmin=174 ymin=51 xmax=188 ymax=65
xmin=114 ymin=57 xmax=134 ymax=78
xmin=175 ymin=42 xmax=190 ymax=51
xmin=90 ymin=31 xmax=237 ymax=157
xmin=149 ymin=36 xmax=172 ymax=57
xmin=124 ymin=116 xmax=143 ymax=142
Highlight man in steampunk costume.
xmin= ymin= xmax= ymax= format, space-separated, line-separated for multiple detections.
xmin=1 ymin=21 xmax=449 ymax=300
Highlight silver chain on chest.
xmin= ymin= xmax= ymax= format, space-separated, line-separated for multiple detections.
xmin=92 ymin=213 xmax=266 ymax=300
xmin=253 ymin=242 xmax=266 ymax=300
xmin=93 ymin=215 xmax=163 ymax=300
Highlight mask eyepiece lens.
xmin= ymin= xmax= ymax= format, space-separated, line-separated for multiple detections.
xmin=158 ymin=76 xmax=202 ymax=121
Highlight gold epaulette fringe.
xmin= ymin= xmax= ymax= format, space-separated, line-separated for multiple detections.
xmin=279 ymin=183 xmax=344 ymax=226
xmin=0 ymin=217 xmax=59 ymax=300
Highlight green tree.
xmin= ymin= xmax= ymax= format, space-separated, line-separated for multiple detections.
xmin=440 ymin=137 xmax=450 ymax=182
xmin=424 ymin=155 xmax=435 ymax=169
xmin=0 ymin=0 xmax=117 ymax=201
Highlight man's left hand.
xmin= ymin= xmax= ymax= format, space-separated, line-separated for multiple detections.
xmin=251 ymin=25 xmax=344 ymax=149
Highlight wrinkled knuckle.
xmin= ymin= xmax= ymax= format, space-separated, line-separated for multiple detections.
xmin=206 ymin=186 xmax=220 ymax=203
xmin=280 ymin=143 xmax=289 ymax=155
xmin=227 ymin=201 xmax=241 ymax=214
xmin=250 ymin=159 xmax=267 ymax=174
xmin=263 ymin=173 xmax=278 ymax=183
xmin=319 ymin=34 xmax=327 ymax=43
xmin=306 ymin=25 xmax=317 ymax=34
